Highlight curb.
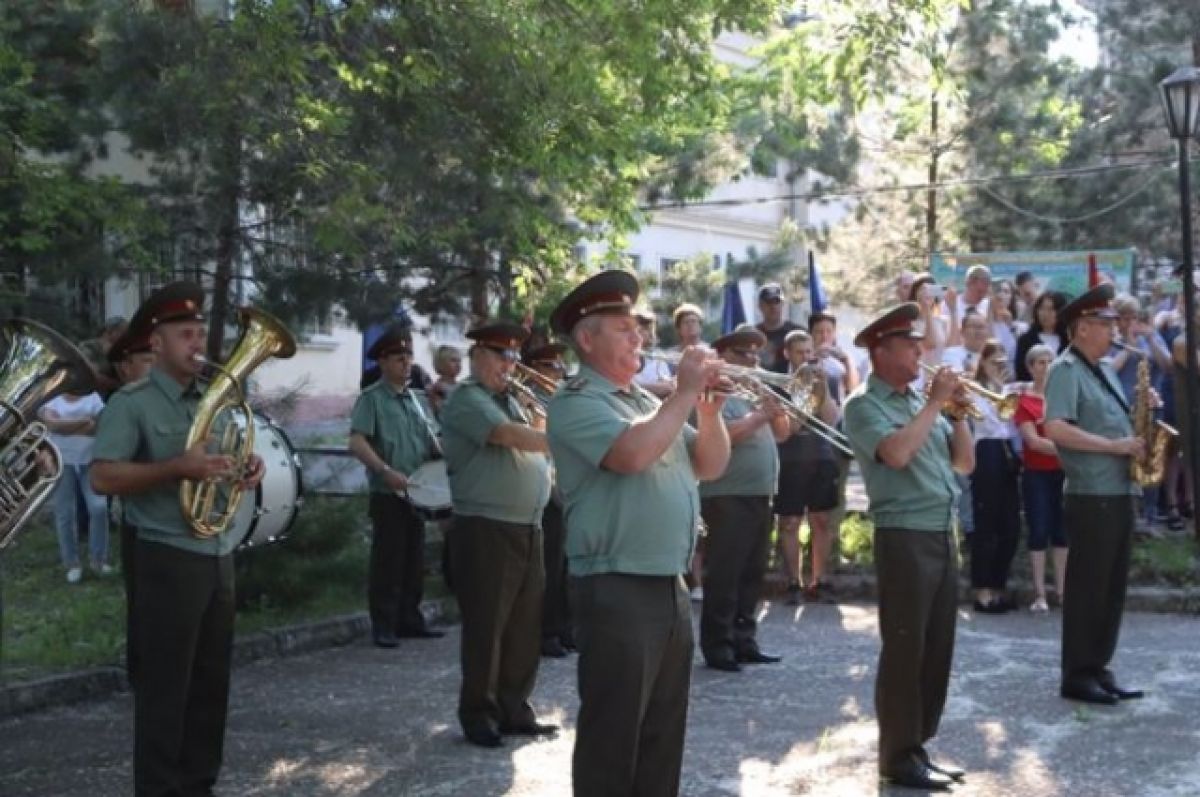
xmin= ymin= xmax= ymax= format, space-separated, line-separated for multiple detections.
xmin=0 ymin=597 xmax=454 ymax=721
xmin=763 ymin=572 xmax=1200 ymax=613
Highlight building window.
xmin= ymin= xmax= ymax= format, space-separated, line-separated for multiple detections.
xmin=660 ymin=257 xmax=680 ymax=273
xmin=624 ymin=253 xmax=642 ymax=271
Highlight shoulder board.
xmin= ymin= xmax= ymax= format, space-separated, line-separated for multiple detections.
xmin=564 ymin=376 xmax=589 ymax=392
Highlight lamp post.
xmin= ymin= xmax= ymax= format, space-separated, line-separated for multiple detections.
xmin=1159 ymin=66 xmax=1200 ymax=541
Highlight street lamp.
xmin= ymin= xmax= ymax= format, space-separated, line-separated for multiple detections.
xmin=1159 ymin=66 xmax=1200 ymax=541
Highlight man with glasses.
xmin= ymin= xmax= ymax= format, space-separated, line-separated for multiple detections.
xmin=348 ymin=323 xmax=445 ymax=649
xmin=634 ymin=307 xmax=674 ymax=398
xmin=755 ymin=283 xmax=802 ymax=374
xmin=442 ymin=322 xmax=555 ymax=748
xmin=1045 ymin=284 xmax=1147 ymax=706
xmin=698 ymin=324 xmax=790 ymax=672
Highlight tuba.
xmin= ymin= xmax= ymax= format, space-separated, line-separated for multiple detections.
xmin=0 ymin=319 xmax=97 ymax=549
xmin=1123 ymin=343 xmax=1177 ymax=487
xmin=180 ymin=307 xmax=296 ymax=538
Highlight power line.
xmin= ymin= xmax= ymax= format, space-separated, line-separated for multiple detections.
xmin=978 ymin=165 xmax=1168 ymax=225
xmin=637 ymin=156 xmax=1175 ymax=211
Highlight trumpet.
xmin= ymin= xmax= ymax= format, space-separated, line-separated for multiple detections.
xmin=513 ymin=362 xmax=561 ymax=395
xmin=642 ymin=350 xmax=804 ymax=393
xmin=507 ymin=367 xmax=550 ymax=420
xmin=918 ymin=362 xmax=1018 ymax=421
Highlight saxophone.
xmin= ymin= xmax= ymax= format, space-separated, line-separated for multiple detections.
xmin=1124 ymin=343 xmax=1177 ymax=487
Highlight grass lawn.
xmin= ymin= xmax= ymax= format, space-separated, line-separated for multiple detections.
xmin=1 ymin=496 xmax=379 ymax=683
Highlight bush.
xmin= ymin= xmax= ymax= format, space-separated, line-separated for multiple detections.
xmin=837 ymin=512 xmax=874 ymax=567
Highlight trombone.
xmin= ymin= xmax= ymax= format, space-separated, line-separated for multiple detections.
xmin=918 ymin=361 xmax=1018 ymax=421
xmin=733 ymin=376 xmax=855 ymax=459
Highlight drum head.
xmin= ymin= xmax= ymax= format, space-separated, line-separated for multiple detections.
xmin=232 ymin=413 xmax=303 ymax=549
xmin=405 ymin=460 xmax=451 ymax=519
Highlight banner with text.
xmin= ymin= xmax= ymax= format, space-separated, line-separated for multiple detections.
xmin=929 ymin=249 xmax=1135 ymax=298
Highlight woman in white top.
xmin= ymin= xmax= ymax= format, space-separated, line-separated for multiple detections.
xmin=1014 ymin=291 xmax=1067 ymax=382
xmin=39 ymin=391 xmax=109 ymax=583
xmin=988 ymin=279 xmax=1028 ymax=369
xmin=967 ymin=341 xmax=1021 ymax=614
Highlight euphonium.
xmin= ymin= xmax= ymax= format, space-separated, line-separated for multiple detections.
xmin=180 ymin=307 xmax=296 ymax=538
xmin=0 ymin=319 xmax=96 ymax=549
xmin=1124 ymin=344 xmax=1177 ymax=487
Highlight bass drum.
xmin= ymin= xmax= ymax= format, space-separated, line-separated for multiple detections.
xmin=231 ymin=413 xmax=303 ymax=549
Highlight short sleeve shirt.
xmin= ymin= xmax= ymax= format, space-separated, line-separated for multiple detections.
xmin=547 ymin=365 xmax=699 ymax=577
xmin=349 ymin=381 xmax=437 ymax=493
xmin=92 ymin=368 xmax=236 ymax=556
xmin=843 ymin=374 xmax=960 ymax=532
xmin=440 ymin=379 xmax=551 ymax=525
xmin=1043 ymin=348 xmax=1136 ymax=496
xmin=699 ymin=394 xmax=778 ymax=498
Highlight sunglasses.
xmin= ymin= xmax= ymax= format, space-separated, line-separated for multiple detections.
xmin=480 ymin=345 xmax=519 ymax=362
xmin=533 ymin=360 xmax=565 ymax=371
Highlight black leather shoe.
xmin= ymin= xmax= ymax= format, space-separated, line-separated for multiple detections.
xmin=1099 ymin=681 xmax=1145 ymax=700
xmin=560 ymin=633 xmax=577 ymax=652
xmin=396 ymin=626 xmax=445 ymax=639
xmin=1060 ymin=680 xmax=1119 ymax=705
xmin=500 ymin=721 xmax=559 ymax=737
xmin=973 ymin=599 xmax=1007 ymax=614
xmin=464 ymin=728 xmax=504 ymax=748
xmin=880 ymin=758 xmax=954 ymax=791
xmin=915 ymin=750 xmax=965 ymax=782
xmin=706 ymin=656 xmax=742 ymax=673
xmin=541 ymin=637 xmax=568 ymax=658
xmin=372 ymin=632 xmax=400 ymax=649
xmin=737 ymin=648 xmax=782 ymax=664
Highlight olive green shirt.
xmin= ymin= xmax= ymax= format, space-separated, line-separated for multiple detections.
xmin=547 ymin=365 xmax=700 ymax=577
xmin=698 ymin=394 xmax=778 ymax=498
xmin=843 ymin=374 xmax=960 ymax=532
xmin=92 ymin=367 xmax=237 ymax=556
xmin=1044 ymin=347 xmax=1137 ymax=496
xmin=440 ymin=378 xmax=551 ymax=525
xmin=349 ymin=380 xmax=438 ymax=493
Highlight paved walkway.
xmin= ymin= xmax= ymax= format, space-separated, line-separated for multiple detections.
xmin=2 ymin=603 xmax=1198 ymax=796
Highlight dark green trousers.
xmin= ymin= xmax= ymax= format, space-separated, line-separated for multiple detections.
xmin=541 ymin=500 xmax=571 ymax=641
xmin=571 ymin=573 xmax=693 ymax=797
xmin=447 ymin=514 xmax=544 ymax=735
xmin=874 ymin=527 xmax=958 ymax=776
xmin=1061 ymin=494 xmax=1133 ymax=686
xmin=120 ymin=513 xmax=138 ymax=687
xmin=133 ymin=538 xmax=235 ymax=797
xmin=699 ymin=494 xmax=771 ymax=661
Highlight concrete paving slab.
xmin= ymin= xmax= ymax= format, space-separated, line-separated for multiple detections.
xmin=2 ymin=602 xmax=1198 ymax=796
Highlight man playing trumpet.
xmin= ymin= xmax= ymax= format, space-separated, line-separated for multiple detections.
xmin=843 ymin=303 xmax=974 ymax=791
xmin=547 ymin=270 xmax=730 ymax=797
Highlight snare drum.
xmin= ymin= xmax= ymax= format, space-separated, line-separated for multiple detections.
xmin=231 ymin=413 xmax=304 ymax=549
xmin=404 ymin=459 xmax=452 ymax=520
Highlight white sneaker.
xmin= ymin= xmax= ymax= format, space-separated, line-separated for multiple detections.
xmin=1030 ymin=597 xmax=1049 ymax=613
xmin=66 ymin=567 xmax=83 ymax=584
xmin=94 ymin=564 xmax=114 ymax=577
xmin=690 ymin=587 xmax=704 ymax=602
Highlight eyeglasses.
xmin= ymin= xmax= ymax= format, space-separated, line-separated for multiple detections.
xmin=533 ymin=360 xmax=565 ymax=371
xmin=729 ymin=348 xmax=757 ymax=358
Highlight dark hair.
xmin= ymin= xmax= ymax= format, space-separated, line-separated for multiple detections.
xmin=974 ymin=339 xmax=1008 ymax=388
xmin=1015 ymin=271 xmax=1034 ymax=287
xmin=993 ymin=278 xmax=1019 ymax=319
xmin=1013 ymin=290 xmax=1068 ymax=381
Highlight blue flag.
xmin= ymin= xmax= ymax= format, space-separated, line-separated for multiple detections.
xmin=808 ymin=251 xmax=828 ymax=315
xmin=720 ymin=281 xmax=746 ymax=334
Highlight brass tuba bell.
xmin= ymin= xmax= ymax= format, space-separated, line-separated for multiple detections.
xmin=0 ymin=319 xmax=97 ymax=549
xmin=180 ymin=307 xmax=296 ymax=538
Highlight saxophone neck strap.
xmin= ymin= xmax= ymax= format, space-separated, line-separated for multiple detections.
xmin=1069 ymin=345 xmax=1130 ymax=415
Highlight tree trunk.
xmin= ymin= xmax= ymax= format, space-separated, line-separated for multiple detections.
xmin=926 ymin=92 xmax=940 ymax=256
xmin=470 ymin=249 xmax=489 ymax=322
xmin=207 ymin=126 xmax=240 ymax=361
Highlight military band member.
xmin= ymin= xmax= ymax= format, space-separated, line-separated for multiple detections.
xmin=1044 ymin=284 xmax=1145 ymax=705
xmin=106 ymin=326 xmax=157 ymax=688
xmin=347 ymin=323 xmax=444 ymax=648
xmin=441 ymin=322 xmax=555 ymax=748
xmin=633 ymin=307 xmax=674 ymax=398
xmin=843 ymin=303 xmax=973 ymax=792
xmin=90 ymin=282 xmax=266 ymax=797
xmin=547 ymin=271 xmax=730 ymax=797
xmin=699 ymin=323 xmax=789 ymax=672
xmin=523 ymin=342 xmax=575 ymax=658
